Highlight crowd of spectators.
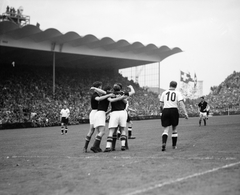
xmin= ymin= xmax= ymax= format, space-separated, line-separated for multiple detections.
xmin=0 ymin=65 xmax=239 ymax=128
xmin=206 ymin=71 xmax=240 ymax=115
xmin=0 ymin=64 xmax=160 ymax=127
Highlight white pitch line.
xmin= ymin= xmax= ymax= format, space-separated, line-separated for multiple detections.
xmin=7 ymin=155 xmax=236 ymax=161
xmin=123 ymin=161 xmax=240 ymax=195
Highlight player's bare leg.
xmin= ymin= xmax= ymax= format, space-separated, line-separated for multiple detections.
xmin=119 ymin=127 xmax=127 ymax=151
xmin=112 ymin=127 xmax=118 ymax=151
xmin=104 ymin=128 xmax=115 ymax=152
xmin=203 ymin=116 xmax=207 ymax=126
xmin=199 ymin=115 xmax=202 ymax=126
xmin=90 ymin=126 xmax=105 ymax=153
xmin=112 ymin=127 xmax=129 ymax=151
xmin=83 ymin=124 xmax=95 ymax=153
xmin=61 ymin=123 xmax=64 ymax=135
xmin=64 ymin=124 xmax=68 ymax=135
xmin=128 ymin=121 xmax=136 ymax=139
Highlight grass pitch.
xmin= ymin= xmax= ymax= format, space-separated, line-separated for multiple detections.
xmin=0 ymin=115 xmax=240 ymax=195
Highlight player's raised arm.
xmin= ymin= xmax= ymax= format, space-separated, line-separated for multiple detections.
xmin=128 ymin=85 xmax=135 ymax=96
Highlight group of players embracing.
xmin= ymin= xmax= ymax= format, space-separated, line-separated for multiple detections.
xmin=83 ymin=81 xmax=135 ymax=153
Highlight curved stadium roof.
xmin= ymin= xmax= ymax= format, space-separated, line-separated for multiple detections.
xmin=0 ymin=21 xmax=182 ymax=69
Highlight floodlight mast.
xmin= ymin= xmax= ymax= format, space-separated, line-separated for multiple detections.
xmin=0 ymin=6 xmax=30 ymax=27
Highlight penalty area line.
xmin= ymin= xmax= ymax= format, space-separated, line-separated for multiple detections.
xmin=123 ymin=161 xmax=240 ymax=195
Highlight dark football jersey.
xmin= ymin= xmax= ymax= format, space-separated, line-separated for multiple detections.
xmin=90 ymin=92 xmax=99 ymax=109
xmin=110 ymin=91 xmax=129 ymax=111
xmin=111 ymin=100 xmax=126 ymax=111
xmin=198 ymin=101 xmax=208 ymax=112
xmin=97 ymin=98 xmax=110 ymax=112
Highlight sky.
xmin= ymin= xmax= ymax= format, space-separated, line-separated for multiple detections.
xmin=1 ymin=0 xmax=240 ymax=95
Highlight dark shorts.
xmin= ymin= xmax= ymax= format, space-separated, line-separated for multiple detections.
xmin=161 ymin=108 xmax=179 ymax=127
xmin=61 ymin=117 xmax=69 ymax=125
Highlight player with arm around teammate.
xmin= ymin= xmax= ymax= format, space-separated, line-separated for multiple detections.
xmin=111 ymin=85 xmax=136 ymax=151
xmin=90 ymin=86 xmax=115 ymax=153
xmin=83 ymin=81 xmax=106 ymax=153
xmin=159 ymin=81 xmax=188 ymax=151
xmin=60 ymin=104 xmax=70 ymax=135
xmin=104 ymin=83 xmax=134 ymax=152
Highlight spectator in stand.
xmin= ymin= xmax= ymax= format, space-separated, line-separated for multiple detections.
xmin=6 ymin=6 xmax=10 ymax=13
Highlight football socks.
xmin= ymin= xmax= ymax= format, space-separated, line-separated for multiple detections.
xmin=162 ymin=133 xmax=168 ymax=151
xmin=106 ymin=136 xmax=113 ymax=149
xmin=120 ymin=135 xmax=127 ymax=148
xmin=112 ymin=134 xmax=117 ymax=151
xmin=92 ymin=135 xmax=102 ymax=149
xmin=172 ymin=132 xmax=178 ymax=148
xmin=84 ymin=135 xmax=91 ymax=150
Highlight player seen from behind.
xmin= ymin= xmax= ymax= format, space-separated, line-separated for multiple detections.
xmin=159 ymin=81 xmax=188 ymax=151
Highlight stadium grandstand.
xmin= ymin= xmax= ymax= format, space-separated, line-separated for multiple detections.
xmin=0 ymin=7 xmax=182 ymax=129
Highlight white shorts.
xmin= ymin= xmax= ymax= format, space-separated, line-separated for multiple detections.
xmin=200 ymin=112 xmax=207 ymax=118
xmin=108 ymin=110 xmax=127 ymax=129
xmin=89 ymin=110 xmax=97 ymax=125
xmin=94 ymin=111 xmax=106 ymax=128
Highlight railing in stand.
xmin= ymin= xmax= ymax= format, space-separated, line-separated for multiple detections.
xmin=0 ymin=12 xmax=30 ymax=27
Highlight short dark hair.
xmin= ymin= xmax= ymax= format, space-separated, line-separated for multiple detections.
xmin=113 ymin=84 xmax=121 ymax=92
xmin=170 ymin=81 xmax=177 ymax=88
xmin=103 ymin=85 xmax=111 ymax=92
xmin=115 ymin=83 xmax=122 ymax=89
xmin=92 ymin=81 xmax=102 ymax=88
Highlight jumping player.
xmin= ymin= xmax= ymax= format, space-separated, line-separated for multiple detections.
xmin=159 ymin=81 xmax=188 ymax=151
xmin=83 ymin=81 xmax=106 ymax=153
xmin=198 ymin=96 xmax=208 ymax=126
xmin=60 ymin=104 xmax=70 ymax=135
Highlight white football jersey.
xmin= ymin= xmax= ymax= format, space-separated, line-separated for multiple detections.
xmin=60 ymin=108 xmax=70 ymax=118
xmin=160 ymin=89 xmax=183 ymax=108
